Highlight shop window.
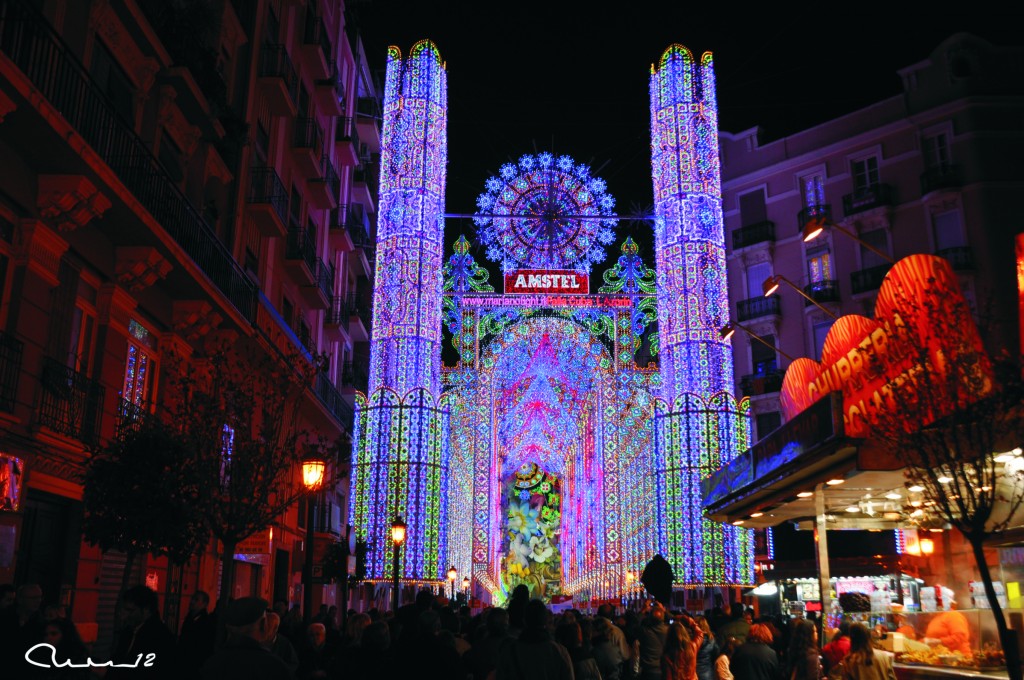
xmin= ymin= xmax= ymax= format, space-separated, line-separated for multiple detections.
xmin=90 ymin=42 xmax=134 ymax=126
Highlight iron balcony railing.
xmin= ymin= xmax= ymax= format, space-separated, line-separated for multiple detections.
xmin=316 ymin=259 xmax=334 ymax=303
xmin=842 ymin=183 xmax=893 ymax=217
xmin=293 ymin=117 xmax=324 ymax=158
xmin=0 ymin=1 xmax=257 ymax=321
xmin=797 ymin=204 xmax=831 ymax=234
xmin=732 ymin=220 xmax=775 ymax=250
xmin=353 ymin=165 xmax=378 ymax=205
xmin=804 ymin=279 xmax=840 ymax=304
xmin=314 ymin=372 xmax=354 ymax=432
xmin=341 ymin=361 xmax=369 ymax=393
xmin=321 ymin=156 xmax=340 ymax=204
xmin=740 ymin=370 xmax=785 ymax=397
xmin=303 ymin=11 xmax=331 ymax=62
xmin=346 ymin=293 xmax=372 ymax=331
xmin=920 ymin=164 xmax=961 ymax=195
xmin=325 ymin=295 xmax=346 ymax=326
xmin=356 ymin=96 xmax=381 ymax=121
xmin=116 ymin=396 xmax=153 ymax=440
xmin=248 ymin=166 xmax=289 ymax=225
xmin=0 ymin=331 xmax=23 ymax=412
xmin=258 ymin=43 xmax=299 ymax=106
xmin=286 ymin=226 xmax=318 ymax=275
xmin=342 ymin=203 xmax=372 ymax=247
xmin=736 ymin=296 xmax=781 ymax=322
xmin=39 ymin=356 xmax=104 ymax=443
xmin=937 ymin=246 xmax=974 ymax=271
xmin=850 ymin=264 xmax=894 ymax=295
xmin=295 ymin=320 xmax=315 ymax=357
xmin=336 ymin=116 xmax=361 ymax=150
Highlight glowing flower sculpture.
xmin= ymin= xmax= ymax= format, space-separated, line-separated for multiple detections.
xmin=474 ymin=152 xmax=618 ymax=272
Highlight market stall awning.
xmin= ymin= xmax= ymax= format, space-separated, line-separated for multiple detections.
xmin=701 ymin=392 xmax=914 ymax=529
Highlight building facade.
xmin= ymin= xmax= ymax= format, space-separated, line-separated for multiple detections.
xmin=0 ymin=0 xmax=377 ymax=648
xmin=720 ymin=33 xmax=1024 ymax=444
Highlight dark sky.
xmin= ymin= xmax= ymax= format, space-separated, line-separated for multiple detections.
xmin=354 ymin=1 xmax=1024 ymax=261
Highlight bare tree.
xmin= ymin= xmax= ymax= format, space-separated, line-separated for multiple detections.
xmin=861 ymin=270 xmax=1024 ymax=680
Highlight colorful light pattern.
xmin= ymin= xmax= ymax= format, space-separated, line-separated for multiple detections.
xmin=353 ymin=42 xmax=755 ymax=596
xmin=474 ymin=153 xmax=617 ymax=272
xmin=650 ymin=44 xmax=753 ymax=585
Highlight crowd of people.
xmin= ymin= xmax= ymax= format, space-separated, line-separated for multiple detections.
xmin=0 ymin=581 xmax=906 ymax=680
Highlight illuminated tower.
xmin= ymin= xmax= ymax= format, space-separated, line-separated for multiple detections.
xmin=351 ymin=41 xmax=448 ymax=582
xmin=649 ymin=45 xmax=752 ymax=585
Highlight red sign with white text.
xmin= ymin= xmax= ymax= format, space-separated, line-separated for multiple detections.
xmin=504 ymin=270 xmax=589 ymax=294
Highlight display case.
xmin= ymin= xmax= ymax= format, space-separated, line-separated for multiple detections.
xmin=886 ymin=609 xmax=1010 ymax=672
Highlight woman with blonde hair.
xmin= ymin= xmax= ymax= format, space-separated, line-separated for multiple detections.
xmin=663 ymin=619 xmax=704 ymax=680
xmin=842 ymin=623 xmax=895 ymax=680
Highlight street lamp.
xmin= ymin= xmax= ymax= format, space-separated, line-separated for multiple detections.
xmin=762 ymin=275 xmax=838 ymax=319
xmin=462 ymin=576 xmax=470 ymax=604
xmin=391 ymin=516 xmax=406 ymax=612
xmin=301 ymin=453 xmax=326 ymax=624
xmin=802 ymin=217 xmax=895 ymax=264
xmin=447 ymin=565 xmax=457 ymax=605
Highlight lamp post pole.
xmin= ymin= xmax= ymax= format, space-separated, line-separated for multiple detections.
xmin=301 ymin=455 xmax=326 ymax=625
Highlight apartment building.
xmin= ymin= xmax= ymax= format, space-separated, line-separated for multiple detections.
xmin=0 ymin=0 xmax=378 ymax=643
xmin=720 ymin=33 xmax=1024 ymax=443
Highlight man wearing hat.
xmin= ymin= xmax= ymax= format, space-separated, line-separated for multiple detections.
xmin=200 ymin=596 xmax=294 ymax=680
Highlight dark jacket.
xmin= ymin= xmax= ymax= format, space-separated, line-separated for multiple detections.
xmin=730 ymin=640 xmax=779 ymax=680
xmin=108 ymin=615 xmax=178 ymax=679
xmin=201 ymin=634 xmax=294 ymax=680
xmin=696 ymin=636 xmax=721 ymax=680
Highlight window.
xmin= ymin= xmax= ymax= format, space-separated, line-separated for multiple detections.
xmin=801 ymin=174 xmax=825 ymax=209
xmin=289 ymin=185 xmax=302 ymax=229
xmin=745 ymin=262 xmax=771 ymax=300
xmin=807 ymin=246 xmax=832 ymax=286
xmin=282 ymin=297 xmax=295 ymax=328
xmin=220 ymin=424 xmax=235 ymax=486
xmin=751 ymin=334 xmax=777 ymax=375
xmin=68 ymin=292 xmax=97 ymax=377
xmin=158 ymin=132 xmax=185 ymax=185
xmin=122 ymin=319 xmax=157 ymax=409
xmin=851 ymin=157 xmax=879 ymax=193
xmin=739 ymin=189 xmax=767 ymax=226
xmin=859 ymin=229 xmax=890 ymax=269
xmin=90 ymin=42 xmax=134 ymax=126
xmin=923 ymin=133 xmax=950 ymax=170
xmin=933 ymin=210 xmax=965 ymax=251
xmin=813 ymin=320 xmax=835 ymax=361
xmin=756 ymin=412 xmax=782 ymax=440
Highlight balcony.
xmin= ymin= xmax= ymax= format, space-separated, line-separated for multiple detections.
xmin=324 ymin=295 xmax=346 ymax=342
xmin=341 ymin=361 xmax=369 ymax=394
xmin=804 ymin=279 xmax=840 ymax=305
xmin=920 ymin=164 xmax=961 ymax=195
xmin=315 ymin=64 xmax=345 ymax=116
xmin=842 ymin=183 xmax=893 ymax=217
xmin=345 ymin=203 xmax=373 ymax=248
xmin=347 ymin=294 xmax=372 ymax=342
xmin=352 ymin=165 xmax=377 ymax=210
xmin=38 ymin=357 xmax=104 ymax=444
xmin=327 ymin=206 xmax=354 ymax=252
xmin=258 ymin=44 xmax=298 ymax=117
xmin=850 ymin=264 xmax=894 ymax=295
xmin=740 ymin=370 xmax=785 ymax=398
xmin=355 ymin=96 xmax=381 ymax=150
xmin=295 ymin=320 xmax=316 ymax=357
xmin=732 ymin=220 xmax=775 ymax=251
xmin=301 ymin=11 xmax=332 ymax=80
xmin=736 ymin=296 xmax=781 ymax=322
xmin=0 ymin=2 xmax=257 ymax=322
xmin=0 ymin=331 xmax=23 ymax=413
xmin=285 ymin=226 xmax=318 ymax=286
xmin=307 ymin=156 xmax=340 ymax=210
xmin=291 ymin=117 xmax=324 ymax=178
xmin=797 ymin=204 xmax=831 ymax=234
xmin=315 ymin=371 xmax=354 ymax=432
xmin=116 ymin=397 xmax=153 ymax=441
xmin=334 ymin=117 xmax=361 ymax=167
xmin=298 ymin=258 xmax=333 ymax=311
xmin=246 ymin=166 xmax=289 ymax=238
xmin=937 ymin=246 xmax=974 ymax=272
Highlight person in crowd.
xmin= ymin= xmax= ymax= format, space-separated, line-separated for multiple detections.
xmin=506 ymin=584 xmax=531 ymax=637
xmin=923 ymin=606 xmax=972 ymax=655
xmin=343 ymin=611 xmax=372 ymax=648
xmin=695 ymin=616 xmax=721 ymax=680
xmin=466 ymin=606 xmax=513 ymax=680
xmin=298 ymin=622 xmax=340 ymax=679
xmin=348 ymin=620 xmax=395 ymax=680
xmin=263 ymin=611 xmax=300 ymax=676
xmin=0 ymin=582 xmax=46 ymax=666
xmin=556 ymin=618 xmax=603 ymax=680
xmin=841 ymin=623 xmax=895 ymax=680
xmin=179 ymin=589 xmax=217 ymax=674
xmin=716 ymin=636 xmax=740 ymax=680
xmin=108 ymin=585 xmax=178 ymax=679
xmin=593 ymin=614 xmax=628 ymax=680
xmin=716 ymin=604 xmax=750 ymax=647
xmin=785 ymin=619 xmax=823 ymax=680
xmin=729 ymin=623 xmax=778 ymax=680
xmin=891 ymin=614 xmax=915 ymax=640
xmin=200 ymin=596 xmax=293 ymax=680
xmin=638 ymin=600 xmax=670 ymax=680
xmin=662 ymin=619 xmax=703 ymax=680
xmin=821 ymin=619 xmax=852 ymax=673
xmin=496 ymin=598 xmax=574 ymax=680
xmin=392 ymin=608 xmax=463 ymax=680
xmin=599 ymin=603 xmax=633 ymax=670
xmin=35 ymin=617 xmax=90 ymax=679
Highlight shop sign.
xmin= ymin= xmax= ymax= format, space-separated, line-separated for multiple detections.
xmin=460 ymin=293 xmax=630 ymax=309
xmin=236 ymin=529 xmax=272 ymax=555
xmin=779 ymin=254 xmax=992 ymax=437
xmin=505 ymin=270 xmax=588 ymax=294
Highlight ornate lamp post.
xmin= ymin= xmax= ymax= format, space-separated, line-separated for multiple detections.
xmin=462 ymin=576 xmax=470 ymax=605
xmin=301 ymin=453 xmax=326 ymax=624
xmin=391 ymin=516 xmax=406 ymax=612
xmin=447 ymin=565 xmax=457 ymax=605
